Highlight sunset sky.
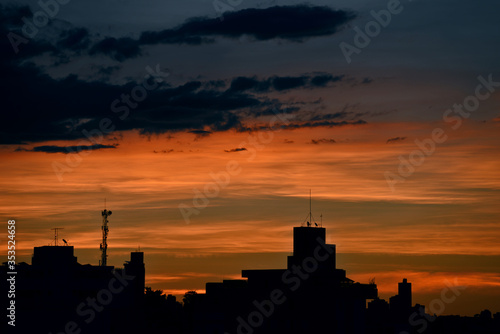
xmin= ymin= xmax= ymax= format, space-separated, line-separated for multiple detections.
xmin=1 ymin=0 xmax=499 ymax=316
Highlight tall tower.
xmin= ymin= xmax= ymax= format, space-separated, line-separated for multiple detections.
xmin=100 ymin=208 xmax=112 ymax=266
xmin=398 ymin=278 xmax=412 ymax=309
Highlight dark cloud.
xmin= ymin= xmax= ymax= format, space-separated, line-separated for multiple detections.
xmin=153 ymin=149 xmax=175 ymax=154
xmin=272 ymin=76 xmax=307 ymax=91
xmin=1 ymin=3 xmax=32 ymax=26
xmin=140 ymin=5 xmax=356 ymax=46
xmin=224 ymin=147 xmax=247 ymax=153
xmin=189 ymin=130 xmax=212 ymax=138
xmin=251 ymin=106 xmax=300 ymax=117
xmin=57 ymin=28 xmax=91 ymax=51
xmin=310 ymin=74 xmax=344 ymax=87
xmin=0 ymin=5 xmax=366 ymax=145
xmin=0 ymin=59 xmax=364 ymax=145
xmin=2 ymin=4 xmax=355 ymax=63
xmin=386 ymin=137 xmax=407 ymax=144
xmin=311 ymin=138 xmax=336 ymax=144
xmin=228 ymin=73 xmax=347 ymax=94
xmin=16 ymin=144 xmax=118 ymax=154
xmin=310 ymin=112 xmax=351 ymax=121
xmin=89 ymin=37 xmax=142 ymax=62
xmin=206 ymin=80 xmax=227 ymax=89
xmin=228 ymin=77 xmax=263 ymax=92
xmin=56 ymin=5 xmax=355 ymax=62
xmin=282 ymin=119 xmax=366 ymax=130
xmin=0 ymin=30 xmax=248 ymax=145
xmin=238 ymin=120 xmax=366 ymax=132
xmin=0 ymin=5 xmax=56 ymax=59
xmin=0 ymin=64 xmax=299 ymax=144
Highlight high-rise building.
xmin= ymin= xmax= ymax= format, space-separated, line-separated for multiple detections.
xmin=202 ymin=224 xmax=378 ymax=334
xmin=398 ymin=278 xmax=412 ymax=309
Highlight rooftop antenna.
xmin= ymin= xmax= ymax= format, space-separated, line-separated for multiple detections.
xmin=51 ymin=227 xmax=64 ymax=246
xmin=306 ymin=189 xmax=314 ymax=227
xmin=100 ymin=203 xmax=112 ymax=266
xmin=302 ymin=190 xmax=317 ymax=227
xmin=309 ymin=189 xmax=312 ymax=226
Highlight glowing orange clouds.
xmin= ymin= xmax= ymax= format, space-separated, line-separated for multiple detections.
xmin=1 ymin=118 xmax=499 ymax=315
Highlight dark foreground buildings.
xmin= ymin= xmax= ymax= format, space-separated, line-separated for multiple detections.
xmin=194 ymin=225 xmax=378 ymax=334
xmin=188 ymin=224 xmax=500 ymax=334
xmin=3 ymin=224 xmax=500 ymax=334
xmin=1 ymin=245 xmax=145 ymax=334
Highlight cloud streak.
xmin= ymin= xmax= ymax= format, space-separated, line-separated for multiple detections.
xmin=386 ymin=136 xmax=407 ymax=144
xmin=228 ymin=74 xmax=346 ymax=93
xmin=3 ymin=4 xmax=355 ymax=62
xmin=139 ymin=5 xmax=356 ymax=46
xmin=224 ymin=147 xmax=247 ymax=153
xmin=311 ymin=138 xmax=336 ymax=144
xmin=15 ymin=144 xmax=118 ymax=154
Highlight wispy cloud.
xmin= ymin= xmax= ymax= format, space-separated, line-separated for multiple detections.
xmin=15 ymin=144 xmax=118 ymax=154
xmin=224 ymin=147 xmax=247 ymax=153
xmin=386 ymin=136 xmax=407 ymax=144
xmin=311 ymin=138 xmax=336 ymax=144
xmin=138 ymin=5 xmax=356 ymax=47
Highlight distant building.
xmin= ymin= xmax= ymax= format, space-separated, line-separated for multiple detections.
xmin=1 ymin=245 xmax=145 ymax=333
xmin=367 ymin=278 xmax=430 ymax=334
xmin=389 ymin=278 xmax=413 ymax=322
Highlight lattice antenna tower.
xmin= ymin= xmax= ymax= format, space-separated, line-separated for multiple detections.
xmin=100 ymin=200 xmax=112 ymax=266
xmin=51 ymin=227 xmax=64 ymax=246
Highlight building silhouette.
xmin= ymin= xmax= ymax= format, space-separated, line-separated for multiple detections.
xmin=3 ymin=223 xmax=500 ymax=334
xmin=367 ymin=278 xmax=423 ymax=334
xmin=1 ymin=245 xmax=144 ymax=334
xmin=194 ymin=224 xmax=378 ymax=334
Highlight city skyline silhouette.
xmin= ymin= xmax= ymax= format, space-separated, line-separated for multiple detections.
xmin=2 ymin=215 xmax=499 ymax=333
xmin=1 ymin=0 xmax=500 ymax=332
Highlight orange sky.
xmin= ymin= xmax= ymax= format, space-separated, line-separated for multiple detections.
xmin=2 ymin=0 xmax=500 ymax=321
xmin=1 ymin=118 xmax=500 ymax=316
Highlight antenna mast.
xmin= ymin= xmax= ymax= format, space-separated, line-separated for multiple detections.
xmin=309 ymin=189 xmax=312 ymax=225
xmin=51 ymin=228 xmax=64 ymax=246
xmin=100 ymin=206 xmax=112 ymax=266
